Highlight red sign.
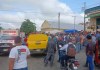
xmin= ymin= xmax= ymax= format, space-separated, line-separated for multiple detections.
xmin=1 ymin=30 xmax=18 ymax=36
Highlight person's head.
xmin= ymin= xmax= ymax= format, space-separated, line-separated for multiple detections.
xmin=68 ymin=38 xmax=73 ymax=43
xmin=58 ymin=36 xmax=63 ymax=41
xmin=86 ymin=35 xmax=92 ymax=41
xmin=15 ymin=36 xmax=22 ymax=45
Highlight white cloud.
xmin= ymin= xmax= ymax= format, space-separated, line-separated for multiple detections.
xmin=80 ymin=13 xmax=84 ymax=17
xmin=0 ymin=0 xmax=84 ymax=31
xmin=0 ymin=12 xmax=25 ymax=23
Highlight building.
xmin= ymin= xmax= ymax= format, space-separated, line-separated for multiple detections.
xmin=41 ymin=20 xmax=84 ymax=33
xmin=85 ymin=6 xmax=100 ymax=32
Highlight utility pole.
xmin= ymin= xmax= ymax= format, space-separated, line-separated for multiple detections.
xmin=82 ymin=2 xmax=86 ymax=31
xmin=74 ymin=16 xmax=76 ymax=30
xmin=72 ymin=16 xmax=76 ymax=30
xmin=58 ymin=12 xmax=60 ymax=30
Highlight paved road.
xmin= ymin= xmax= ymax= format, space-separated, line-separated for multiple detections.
xmin=0 ymin=49 xmax=100 ymax=70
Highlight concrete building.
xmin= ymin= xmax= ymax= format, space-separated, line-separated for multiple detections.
xmin=85 ymin=6 xmax=100 ymax=32
xmin=41 ymin=20 xmax=84 ymax=33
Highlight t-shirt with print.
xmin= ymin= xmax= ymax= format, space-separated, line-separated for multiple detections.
xmin=86 ymin=41 xmax=95 ymax=56
xmin=9 ymin=45 xmax=30 ymax=69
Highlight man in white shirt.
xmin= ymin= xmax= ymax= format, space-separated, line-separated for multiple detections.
xmin=9 ymin=36 xmax=30 ymax=70
xmin=60 ymin=38 xmax=76 ymax=68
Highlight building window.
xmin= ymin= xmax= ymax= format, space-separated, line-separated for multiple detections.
xmin=96 ymin=18 xmax=100 ymax=29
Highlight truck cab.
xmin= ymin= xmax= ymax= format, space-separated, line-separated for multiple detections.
xmin=0 ymin=35 xmax=16 ymax=54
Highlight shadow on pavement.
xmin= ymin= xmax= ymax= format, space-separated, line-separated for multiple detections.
xmin=0 ymin=53 xmax=9 ymax=57
xmin=31 ymin=54 xmax=46 ymax=58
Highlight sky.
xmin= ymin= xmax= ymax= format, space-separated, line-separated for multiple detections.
xmin=59 ymin=0 xmax=100 ymax=13
xmin=0 ymin=0 xmax=100 ymax=31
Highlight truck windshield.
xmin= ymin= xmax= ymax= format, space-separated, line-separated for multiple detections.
xmin=0 ymin=36 xmax=14 ymax=40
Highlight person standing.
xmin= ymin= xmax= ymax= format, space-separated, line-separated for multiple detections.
xmin=80 ymin=33 xmax=85 ymax=50
xmin=85 ymin=35 xmax=95 ymax=70
xmin=44 ymin=35 xmax=56 ymax=67
xmin=57 ymin=36 xmax=64 ymax=62
xmin=92 ymin=34 xmax=96 ymax=44
xmin=75 ymin=34 xmax=81 ymax=53
xmin=9 ymin=36 xmax=30 ymax=70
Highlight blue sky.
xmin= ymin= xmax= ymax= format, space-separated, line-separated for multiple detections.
xmin=59 ymin=0 xmax=100 ymax=13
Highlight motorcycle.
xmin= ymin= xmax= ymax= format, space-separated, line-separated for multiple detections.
xmin=66 ymin=59 xmax=79 ymax=70
xmin=61 ymin=59 xmax=79 ymax=70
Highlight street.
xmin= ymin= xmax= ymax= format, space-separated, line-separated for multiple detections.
xmin=0 ymin=49 xmax=100 ymax=70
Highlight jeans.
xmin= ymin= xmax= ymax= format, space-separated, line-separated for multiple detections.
xmin=58 ymin=50 xmax=66 ymax=62
xmin=44 ymin=53 xmax=54 ymax=66
xmin=13 ymin=67 xmax=28 ymax=70
xmin=87 ymin=55 xmax=94 ymax=70
xmin=60 ymin=55 xmax=75 ymax=67
xmin=76 ymin=42 xmax=81 ymax=53
xmin=85 ymin=55 xmax=88 ymax=65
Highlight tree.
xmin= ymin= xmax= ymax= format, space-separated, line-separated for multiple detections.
xmin=0 ymin=27 xmax=3 ymax=30
xmin=20 ymin=19 xmax=36 ymax=35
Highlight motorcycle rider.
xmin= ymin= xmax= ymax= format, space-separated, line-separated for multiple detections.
xmin=60 ymin=38 xmax=76 ymax=68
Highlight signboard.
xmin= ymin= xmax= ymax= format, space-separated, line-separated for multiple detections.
xmin=1 ymin=30 xmax=19 ymax=36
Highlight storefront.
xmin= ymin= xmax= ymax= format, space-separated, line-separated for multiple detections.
xmin=85 ymin=6 xmax=100 ymax=32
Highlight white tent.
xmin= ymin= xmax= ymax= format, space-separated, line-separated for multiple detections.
xmin=45 ymin=30 xmax=61 ymax=34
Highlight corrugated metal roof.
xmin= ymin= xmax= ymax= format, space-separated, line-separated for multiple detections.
xmin=85 ymin=6 xmax=100 ymax=14
xmin=48 ymin=21 xmax=84 ymax=31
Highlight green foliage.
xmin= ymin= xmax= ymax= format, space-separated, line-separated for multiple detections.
xmin=0 ymin=27 xmax=3 ymax=30
xmin=20 ymin=19 xmax=36 ymax=35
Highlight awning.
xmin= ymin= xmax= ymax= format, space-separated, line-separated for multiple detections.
xmin=85 ymin=13 xmax=100 ymax=18
xmin=64 ymin=29 xmax=78 ymax=33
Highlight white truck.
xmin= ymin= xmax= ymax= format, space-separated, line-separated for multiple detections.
xmin=0 ymin=30 xmax=19 ymax=54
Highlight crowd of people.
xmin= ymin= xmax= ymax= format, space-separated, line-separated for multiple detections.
xmin=8 ymin=31 xmax=100 ymax=70
xmin=45 ymin=31 xmax=100 ymax=70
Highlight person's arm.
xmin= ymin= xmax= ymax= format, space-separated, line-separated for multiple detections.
xmin=60 ymin=44 xmax=68 ymax=50
xmin=9 ymin=48 xmax=16 ymax=70
xmin=27 ymin=47 xmax=30 ymax=59
xmin=9 ymin=58 xmax=15 ymax=70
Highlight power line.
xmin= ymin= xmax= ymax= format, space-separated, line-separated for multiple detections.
xmin=0 ymin=9 xmax=84 ymax=18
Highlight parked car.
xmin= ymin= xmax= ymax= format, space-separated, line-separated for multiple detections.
xmin=0 ymin=35 xmax=16 ymax=54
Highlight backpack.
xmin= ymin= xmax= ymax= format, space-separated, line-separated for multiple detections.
xmin=67 ymin=44 xmax=76 ymax=57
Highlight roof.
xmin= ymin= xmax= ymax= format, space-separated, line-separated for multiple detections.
xmin=85 ymin=6 xmax=100 ymax=14
xmin=48 ymin=21 xmax=84 ymax=31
